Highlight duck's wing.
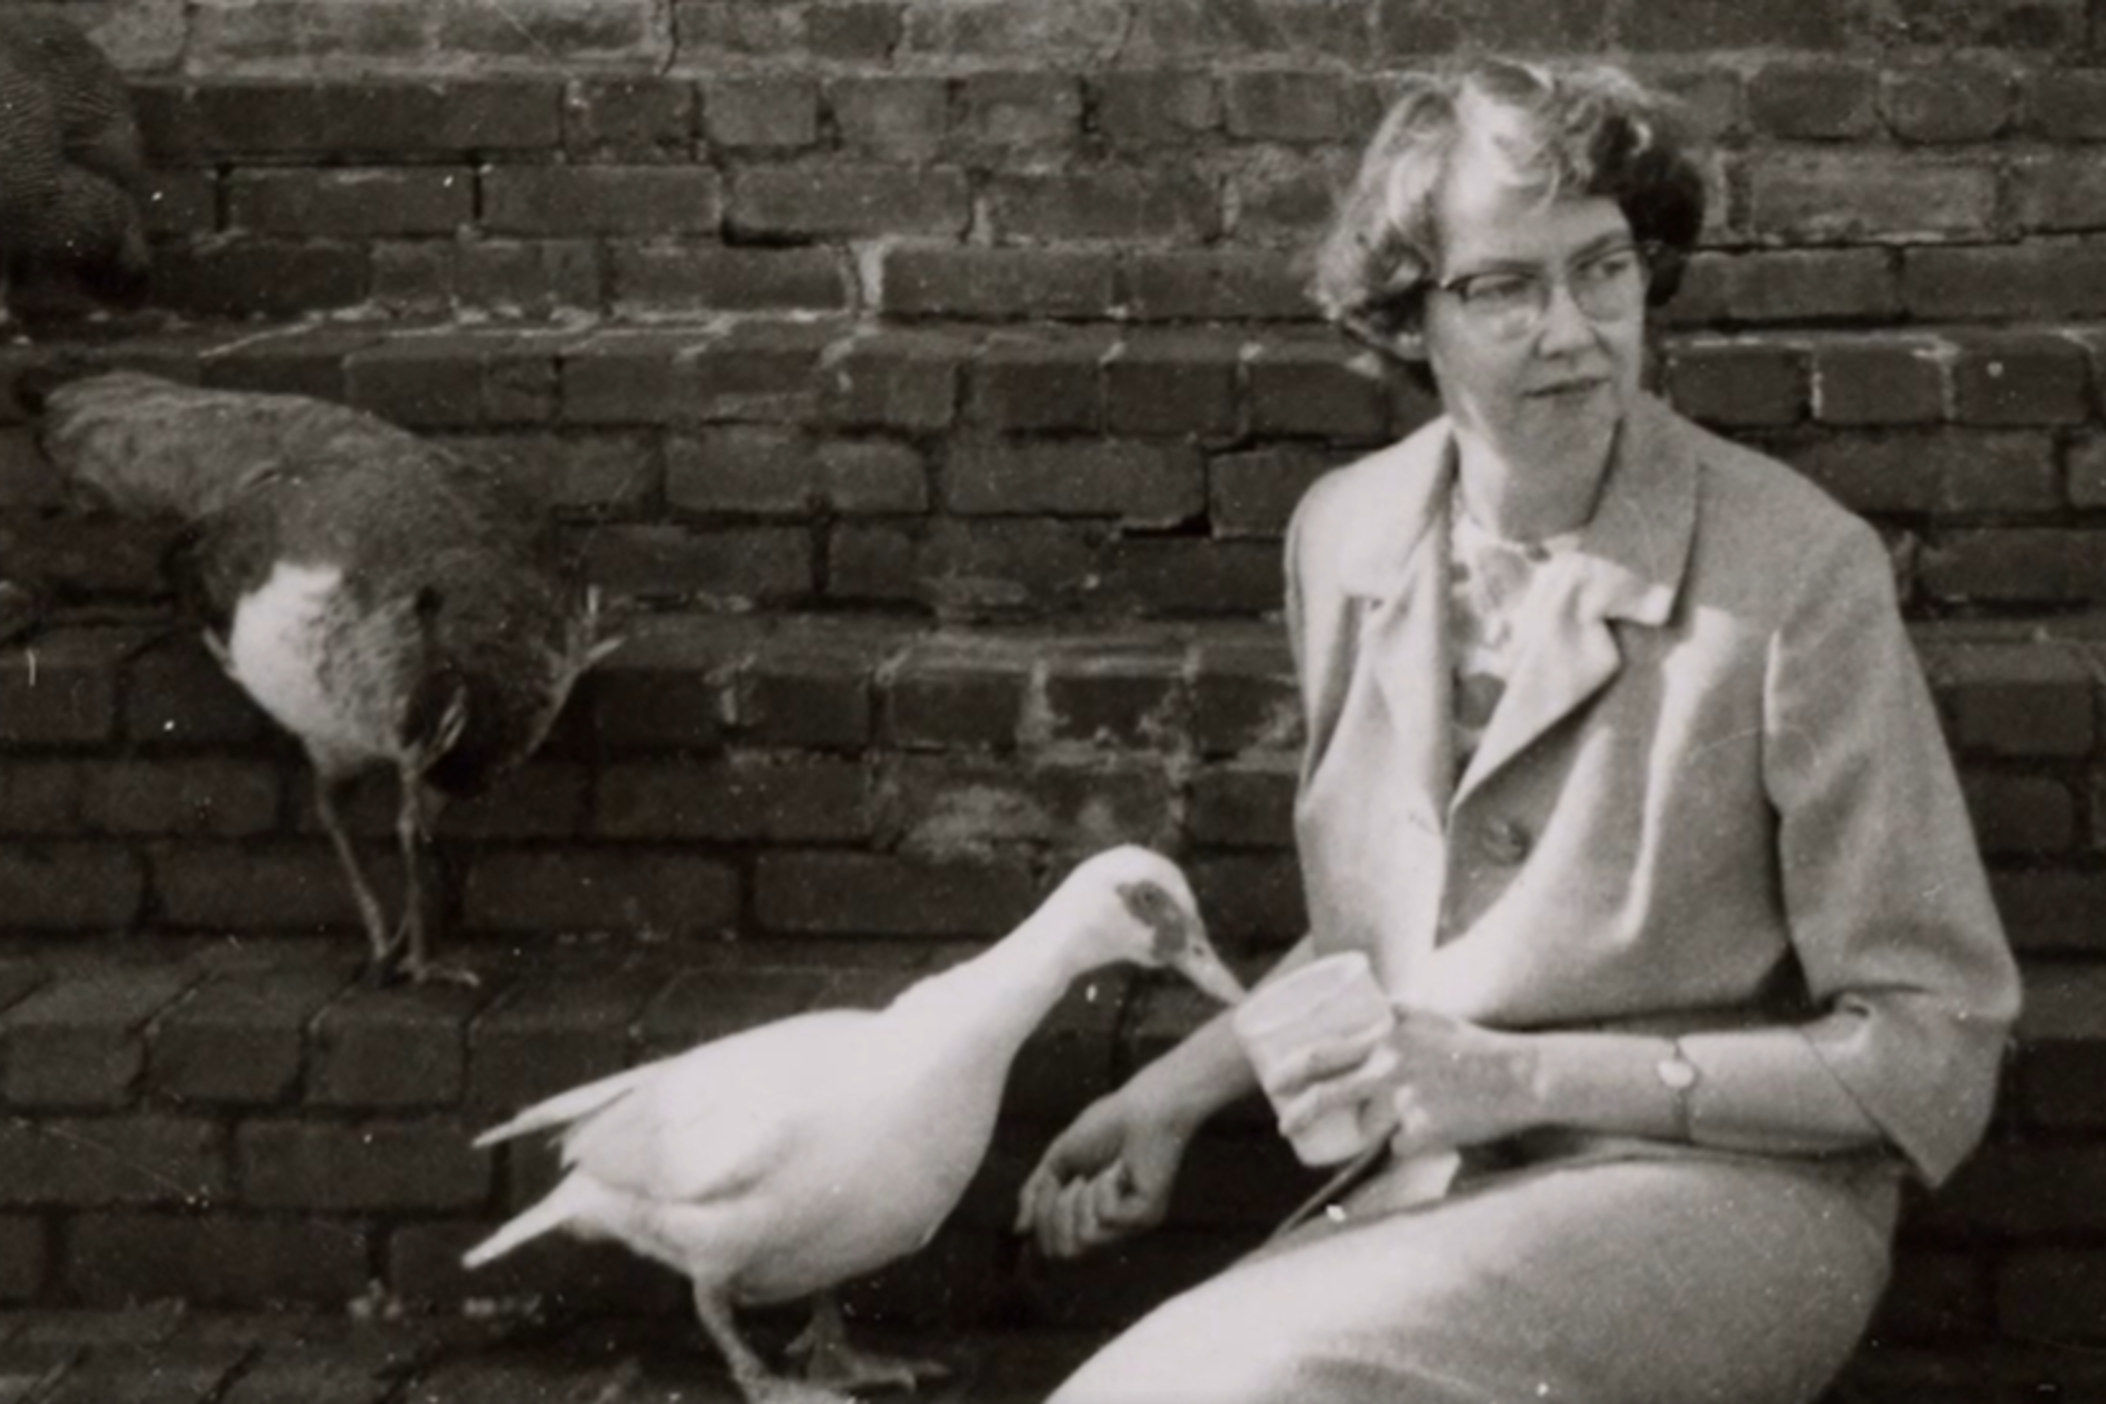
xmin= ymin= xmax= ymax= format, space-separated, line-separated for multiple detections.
xmin=562 ymin=1010 xmax=874 ymax=1207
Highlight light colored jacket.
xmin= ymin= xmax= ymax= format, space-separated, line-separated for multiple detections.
xmin=1287 ymin=394 xmax=2021 ymax=1187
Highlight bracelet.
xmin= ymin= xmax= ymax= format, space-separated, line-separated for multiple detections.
xmin=1655 ymin=1038 xmax=1700 ymax=1142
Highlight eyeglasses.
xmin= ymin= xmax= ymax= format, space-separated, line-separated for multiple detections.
xmin=1431 ymin=241 xmax=1659 ymax=340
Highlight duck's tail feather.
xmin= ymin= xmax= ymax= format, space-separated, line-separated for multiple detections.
xmin=461 ymin=1175 xmax=598 ymax=1270
xmin=471 ymin=1063 xmax=653 ymax=1148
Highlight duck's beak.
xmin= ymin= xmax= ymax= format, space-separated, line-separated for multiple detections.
xmin=1170 ymin=927 xmax=1246 ymax=1006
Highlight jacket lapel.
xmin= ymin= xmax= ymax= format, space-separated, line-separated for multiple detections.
xmin=1335 ymin=426 xmax=1457 ymax=836
xmin=1455 ymin=396 xmax=1698 ymax=804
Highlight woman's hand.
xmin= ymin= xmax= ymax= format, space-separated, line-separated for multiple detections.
xmin=1271 ymin=1008 xmax=1543 ymax=1160
xmin=1013 ymin=1089 xmax=1193 ymax=1260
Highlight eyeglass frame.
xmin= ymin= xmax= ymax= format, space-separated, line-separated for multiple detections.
xmin=1426 ymin=239 xmax=1665 ymax=340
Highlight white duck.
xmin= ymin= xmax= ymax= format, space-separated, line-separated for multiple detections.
xmin=463 ymin=845 xmax=1244 ymax=1404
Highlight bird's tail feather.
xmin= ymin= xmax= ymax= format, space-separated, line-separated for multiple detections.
xmin=460 ymin=1176 xmax=594 ymax=1270
xmin=471 ymin=1063 xmax=652 ymax=1148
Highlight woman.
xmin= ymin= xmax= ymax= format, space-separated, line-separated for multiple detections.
xmin=1015 ymin=57 xmax=2021 ymax=1404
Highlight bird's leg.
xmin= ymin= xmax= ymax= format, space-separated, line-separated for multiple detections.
xmin=314 ymin=773 xmax=398 ymax=980
xmin=395 ymin=773 xmax=477 ymax=988
xmin=785 ymin=1292 xmax=951 ymax=1394
xmin=692 ymin=1286 xmax=855 ymax=1404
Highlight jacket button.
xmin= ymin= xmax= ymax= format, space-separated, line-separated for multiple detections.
xmin=1479 ymin=817 xmax=1531 ymax=865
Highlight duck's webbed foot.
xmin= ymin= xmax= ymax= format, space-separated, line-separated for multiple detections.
xmin=786 ymin=1294 xmax=951 ymax=1395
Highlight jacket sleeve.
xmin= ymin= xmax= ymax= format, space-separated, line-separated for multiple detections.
xmin=1678 ymin=516 xmax=2021 ymax=1187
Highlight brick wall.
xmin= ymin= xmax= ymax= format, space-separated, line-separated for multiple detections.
xmin=0 ymin=0 xmax=2103 ymax=1393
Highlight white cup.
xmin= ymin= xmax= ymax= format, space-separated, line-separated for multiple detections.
xmin=1232 ymin=950 xmax=1397 ymax=1166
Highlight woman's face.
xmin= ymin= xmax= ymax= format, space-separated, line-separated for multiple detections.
xmin=1416 ymin=166 xmax=1646 ymax=467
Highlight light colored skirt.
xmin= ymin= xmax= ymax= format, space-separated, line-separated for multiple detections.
xmin=1046 ymin=1143 xmax=1898 ymax=1404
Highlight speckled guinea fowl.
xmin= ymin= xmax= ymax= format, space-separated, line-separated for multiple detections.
xmin=32 ymin=369 xmax=618 ymax=984
xmin=0 ymin=12 xmax=149 ymax=321
xmin=464 ymin=846 xmax=1245 ymax=1404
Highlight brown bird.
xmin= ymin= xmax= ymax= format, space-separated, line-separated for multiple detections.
xmin=30 ymin=369 xmax=618 ymax=984
xmin=0 ymin=12 xmax=150 ymax=324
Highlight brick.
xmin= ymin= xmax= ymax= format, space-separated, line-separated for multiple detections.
xmin=1812 ymin=337 xmax=1947 ymax=425
xmin=2027 ymin=69 xmax=2106 ymax=140
xmin=913 ymin=518 xmax=1107 ymax=618
xmin=955 ymin=72 xmax=1084 ymax=150
xmin=0 ymin=1116 xmax=225 ymax=1207
xmin=482 ymin=167 xmax=721 ymax=236
xmin=827 ymin=76 xmax=950 ymax=159
xmin=2071 ymin=433 xmax=2106 ymax=508
xmin=755 ymin=852 xmax=1036 ymax=936
xmin=947 ymin=440 xmax=1203 ymax=526
xmin=827 ymin=523 xmax=922 ymax=605
xmin=1119 ymin=250 xmax=1310 ymax=321
xmin=1192 ymin=634 xmax=1300 ymax=755
xmin=967 ymin=331 xmax=1113 ymax=433
xmin=226 ymin=169 xmax=472 ymax=237
xmin=2 ymin=964 xmax=196 ymax=1106
xmin=238 ymin=1119 xmax=486 ymax=1212
xmin=0 ymin=846 xmax=145 ymax=936
xmin=1665 ymin=341 xmax=1807 ymax=428
xmin=1104 ymin=539 xmax=1287 ymax=619
xmin=66 ymin=1213 xmax=371 ymax=1307
xmin=1746 ymin=63 xmax=1879 ymax=139
xmin=395 ymin=1216 xmax=679 ymax=1316
xmin=729 ymin=165 xmax=971 ymax=240
xmin=201 ymin=327 xmax=373 ymax=402
xmin=814 ymin=439 xmax=930 ymax=514
xmin=1376 ymin=0 xmax=1610 ymax=49
xmin=666 ymin=427 xmax=826 ymax=515
xmin=1901 ymin=240 xmax=2106 ymax=319
xmin=343 ymin=337 xmax=493 ymax=430
xmin=1996 ymin=1250 xmax=2106 ymax=1344
xmin=684 ymin=319 xmax=841 ymax=423
xmin=123 ymin=639 xmax=268 ymax=747
xmin=673 ymin=0 xmax=808 ymax=58
xmin=824 ymin=330 xmax=964 ymax=430
xmin=467 ymin=966 xmax=665 ymax=1115
xmin=1882 ymin=66 xmax=2013 ymax=144
xmin=0 ymin=1214 xmax=46 ymax=1300
xmin=736 ymin=622 xmax=903 ymax=747
xmin=562 ymin=77 xmax=698 ymax=162
xmin=1037 ymin=645 xmax=1186 ymax=748
xmin=1211 ymin=445 xmax=1337 ymax=538
xmin=1106 ymin=332 xmax=1241 ymax=437
xmin=1748 ymin=152 xmax=1997 ymax=242
xmin=702 ymin=76 xmax=822 ymax=149
xmin=1247 ymin=339 xmax=1389 ymax=441
xmin=560 ymin=329 xmax=705 ymax=425
xmin=462 ymin=848 xmax=739 ymax=937
xmin=1699 ymin=248 xmax=1900 ymax=324
xmin=1622 ymin=0 xmax=1847 ymax=48
xmin=1095 ymin=72 xmax=1220 ymax=145
xmin=1993 ymin=869 xmax=2106 ymax=953
xmin=1923 ymin=529 xmax=2106 ymax=605
xmin=1230 ymin=151 xmax=1354 ymax=247
xmin=141 ymin=171 xmax=219 ymax=236
xmin=2012 ymin=150 xmax=2106 ymax=233
xmin=1190 ymin=760 xmax=1297 ymax=848
xmin=987 ymin=167 xmax=1219 ymax=244
xmin=152 ymin=843 xmax=384 ymax=934
xmin=1222 ymin=71 xmax=1353 ymax=143
xmin=611 ymin=244 xmax=847 ymax=315
xmin=584 ymin=623 xmax=743 ymax=751
xmin=810 ymin=3 xmax=902 ymax=59
xmin=1188 ymin=853 xmax=1309 ymax=952
xmin=598 ymin=758 xmax=871 ymax=841
xmin=1949 ymin=333 xmax=2091 ymax=425
xmin=0 ymin=633 xmax=124 ymax=747
xmin=456 ymin=240 xmax=603 ymax=317
xmin=0 ymin=762 xmax=81 ymax=836
xmin=150 ymin=963 xmax=356 ymax=1106
xmin=152 ymin=240 xmax=371 ymax=319
xmin=883 ymin=641 xmax=1033 ymax=751
xmin=309 ymin=979 xmax=487 ymax=1110
xmin=1960 ymin=772 xmax=2077 ymax=854
xmin=1925 ymin=642 xmax=2096 ymax=757
xmin=881 ymin=756 xmax=1178 ymax=861
xmin=147 ymin=82 xmax=562 ymax=161
xmin=900 ymin=0 xmax=1134 ymax=59
xmin=882 ymin=246 xmax=1118 ymax=320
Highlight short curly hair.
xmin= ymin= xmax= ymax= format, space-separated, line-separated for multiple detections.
xmin=1310 ymin=58 xmax=1707 ymax=362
